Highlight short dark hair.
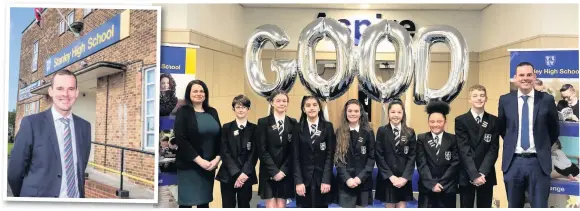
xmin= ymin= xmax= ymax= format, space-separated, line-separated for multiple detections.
xmin=560 ymin=84 xmax=575 ymax=92
xmin=232 ymin=94 xmax=251 ymax=109
xmin=426 ymin=101 xmax=451 ymax=120
xmin=184 ymin=79 xmax=210 ymax=110
xmin=516 ymin=62 xmax=535 ymax=72
xmin=51 ymin=69 xmax=77 ymax=88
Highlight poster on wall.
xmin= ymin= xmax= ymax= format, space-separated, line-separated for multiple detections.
xmin=506 ymin=48 xmax=579 ymax=208
xmin=157 ymin=45 xmax=197 ymax=208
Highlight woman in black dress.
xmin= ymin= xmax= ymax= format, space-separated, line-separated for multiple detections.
xmin=334 ymin=99 xmax=375 ymax=208
xmin=293 ymin=96 xmax=335 ymax=208
xmin=173 ymin=80 xmax=221 ymax=208
xmin=375 ymin=99 xmax=416 ymax=208
xmin=256 ymin=90 xmax=297 ymax=208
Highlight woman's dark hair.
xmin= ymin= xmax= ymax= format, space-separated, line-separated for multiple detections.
xmin=426 ymin=101 xmax=451 ymax=119
xmin=184 ymin=79 xmax=210 ymax=111
xmin=298 ymin=96 xmax=326 ymax=133
xmin=160 ymin=73 xmax=177 ymax=91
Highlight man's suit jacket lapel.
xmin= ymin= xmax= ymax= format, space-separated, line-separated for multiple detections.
xmin=510 ymin=92 xmax=520 ymax=132
xmin=72 ymin=115 xmax=86 ymax=194
xmin=45 ymin=110 xmax=63 ymax=171
xmin=533 ymin=90 xmax=541 ymax=125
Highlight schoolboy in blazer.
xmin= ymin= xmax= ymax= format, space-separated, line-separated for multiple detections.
xmin=455 ymin=85 xmax=499 ymax=208
xmin=216 ymin=95 xmax=258 ymax=208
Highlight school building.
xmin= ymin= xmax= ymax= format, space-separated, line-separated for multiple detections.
xmin=15 ymin=8 xmax=158 ymax=199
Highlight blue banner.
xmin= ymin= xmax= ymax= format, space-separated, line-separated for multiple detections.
xmin=510 ymin=50 xmax=579 ymax=78
xmin=45 ymin=14 xmax=122 ymax=76
xmin=18 ymin=80 xmax=41 ymax=101
xmin=160 ymin=46 xmax=186 ymax=74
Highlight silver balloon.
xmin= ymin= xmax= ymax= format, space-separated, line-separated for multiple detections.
xmin=413 ymin=25 xmax=469 ymax=104
xmin=297 ymin=18 xmax=355 ymax=101
xmin=245 ymin=24 xmax=298 ymax=98
xmin=357 ymin=20 xmax=414 ymax=103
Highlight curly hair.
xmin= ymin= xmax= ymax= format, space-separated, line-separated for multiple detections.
xmin=160 ymin=73 xmax=177 ymax=91
xmin=426 ymin=101 xmax=451 ymax=119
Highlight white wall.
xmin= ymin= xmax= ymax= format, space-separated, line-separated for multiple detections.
xmin=243 ymin=8 xmax=482 ymax=52
xmin=480 ymin=4 xmax=578 ymax=51
xmin=72 ymin=92 xmax=96 ymax=161
xmin=159 ymin=4 xmax=188 ymax=29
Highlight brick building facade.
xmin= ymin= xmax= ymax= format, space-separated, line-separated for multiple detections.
xmin=15 ymin=8 xmax=158 ymax=195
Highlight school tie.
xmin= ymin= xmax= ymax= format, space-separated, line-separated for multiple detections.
xmin=310 ymin=124 xmax=317 ymax=136
xmin=521 ymin=95 xmax=530 ymax=150
xmin=393 ymin=127 xmax=400 ymax=153
xmin=60 ymin=118 xmax=79 ymax=198
xmin=476 ymin=116 xmax=481 ymax=125
xmin=278 ymin=120 xmax=284 ymax=142
xmin=434 ymin=135 xmax=441 ymax=156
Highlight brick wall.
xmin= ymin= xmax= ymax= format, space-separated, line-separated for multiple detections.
xmin=16 ymin=8 xmax=157 ymax=189
xmin=85 ymin=179 xmax=118 ymax=198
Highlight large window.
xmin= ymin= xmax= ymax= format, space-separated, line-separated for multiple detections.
xmin=59 ymin=19 xmax=66 ymax=34
xmin=67 ymin=11 xmax=74 ymax=25
xmin=24 ymin=101 xmax=40 ymax=116
xmin=142 ymin=66 xmax=156 ymax=150
xmin=31 ymin=41 xmax=38 ymax=72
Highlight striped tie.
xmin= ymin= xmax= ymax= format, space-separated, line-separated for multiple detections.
xmin=61 ymin=118 xmax=79 ymax=198
xmin=435 ymin=135 xmax=441 ymax=156
xmin=278 ymin=120 xmax=284 ymax=142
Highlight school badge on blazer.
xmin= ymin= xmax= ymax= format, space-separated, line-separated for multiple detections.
xmin=233 ymin=130 xmax=239 ymax=136
xmin=288 ymin=134 xmax=292 ymax=141
xmin=484 ymin=134 xmax=492 ymax=143
xmin=247 ymin=142 xmax=252 ymax=150
xmin=482 ymin=121 xmax=488 ymax=128
xmin=358 ymin=136 xmax=364 ymax=143
xmin=361 ymin=146 xmax=367 ymax=155
xmin=320 ymin=142 xmax=326 ymax=151
xmin=404 ymin=146 xmax=409 ymax=154
xmin=401 ymin=136 xmax=407 ymax=142
xmin=445 ymin=151 xmax=451 ymax=161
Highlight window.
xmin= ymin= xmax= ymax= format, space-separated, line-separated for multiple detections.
xmin=67 ymin=11 xmax=74 ymax=25
xmin=83 ymin=8 xmax=93 ymax=17
xmin=31 ymin=41 xmax=38 ymax=72
xmin=142 ymin=66 xmax=156 ymax=150
xmin=59 ymin=20 xmax=66 ymax=34
xmin=24 ymin=101 xmax=40 ymax=116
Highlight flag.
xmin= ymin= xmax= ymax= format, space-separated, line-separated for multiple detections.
xmin=34 ymin=8 xmax=42 ymax=26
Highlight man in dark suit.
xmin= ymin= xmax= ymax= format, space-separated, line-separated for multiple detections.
xmin=455 ymin=84 xmax=499 ymax=208
xmin=8 ymin=69 xmax=92 ymax=198
xmin=498 ymin=62 xmax=559 ymax=208
xmin=216 ymin=95 xmax=258 ymax=208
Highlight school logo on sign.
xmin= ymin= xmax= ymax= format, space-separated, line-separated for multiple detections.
xmin=545 ymin=55 xmax=556 ymax=67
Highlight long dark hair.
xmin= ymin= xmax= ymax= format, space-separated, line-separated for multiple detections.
xmin=160 ymin=73 xmax=177 ymax=92
xmin=335 ymin=99 xmax=371 ymax=165
xmin=184 ymin=79 xmax=210 ymax=111
xmin=298 ymin=96 xmax=326 ymax=133
xmin=387 ymin=99 xmax=412 ymax=138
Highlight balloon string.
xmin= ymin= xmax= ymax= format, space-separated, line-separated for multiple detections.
xmin=381 ymin=103 xmax=388 ymax=126
xmin=323 ymin=102 xmax=330 ymax=122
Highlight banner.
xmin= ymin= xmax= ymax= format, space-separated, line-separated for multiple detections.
xmin=507 ymin=49 xmax=580 ymax=208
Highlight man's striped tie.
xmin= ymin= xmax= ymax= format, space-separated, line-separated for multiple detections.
xmin=61 ymin=118 xmax=79 ymax=198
